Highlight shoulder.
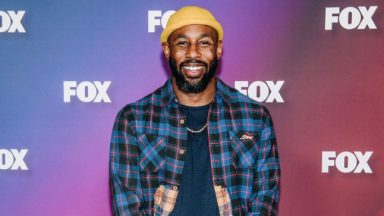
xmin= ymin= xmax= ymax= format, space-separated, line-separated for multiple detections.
xmin=217 ymin=79 xmax=275 ymax=135
xmin=218 ymin=79 xmax=270 ymax=118
xmin=116 ymin=83 xmax=165 ymax=122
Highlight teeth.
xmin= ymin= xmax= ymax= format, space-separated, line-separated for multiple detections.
xmin=184 ymin=66 xmax=203 ymax=71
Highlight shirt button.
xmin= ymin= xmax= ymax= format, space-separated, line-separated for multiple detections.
xmin=179 ymin=119 xmax=185 ymax=124
xmin=179 ymin=149 xmax=185 ymax=155
xmin=172 ymin=185 xmax=178 ymax=191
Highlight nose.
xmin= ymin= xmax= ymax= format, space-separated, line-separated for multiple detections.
xmin=185 ymin=43 xmax=201 ymax=59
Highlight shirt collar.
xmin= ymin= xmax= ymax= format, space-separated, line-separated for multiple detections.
xmin=160 ymin=78 xmax=176 ymax=107
xmin=160 ymin=77 xmax=231 ymax=107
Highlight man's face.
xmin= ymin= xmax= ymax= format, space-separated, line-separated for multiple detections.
xmin=163 ymin=24 xmax=223 ymax=94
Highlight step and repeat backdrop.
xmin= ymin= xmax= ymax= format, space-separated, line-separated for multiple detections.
xmin=1 ymin=0 xmax=383 ymax=215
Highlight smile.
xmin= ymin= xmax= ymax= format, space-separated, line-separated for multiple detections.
xmin=183 ymin=66 xmax=204 ymax=71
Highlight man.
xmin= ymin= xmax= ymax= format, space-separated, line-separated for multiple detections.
xmin=110 ymin=6 xmax=280 ymax=216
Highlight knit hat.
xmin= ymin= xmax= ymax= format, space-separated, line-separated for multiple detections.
xmin=160 ymin=6 xmax=223 ymax=43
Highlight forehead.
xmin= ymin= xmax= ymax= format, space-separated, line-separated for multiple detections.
xmin=168 ymin=24 xmax=218 ymax=41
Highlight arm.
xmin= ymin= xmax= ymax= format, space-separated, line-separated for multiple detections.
xmin=109 ymin=110 xmax=142 ymax=216
xmin=249 ymin=107 xmax=281 ymax=215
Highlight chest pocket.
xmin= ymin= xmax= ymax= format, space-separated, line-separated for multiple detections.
xmin=137 ymin=134 xmax=166 ymax=172
xmin=230 ymin=131 xmax=259 ymax=169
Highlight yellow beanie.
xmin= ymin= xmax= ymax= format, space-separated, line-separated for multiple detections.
xmin=160 ymin=6 xmax=223 ymax=43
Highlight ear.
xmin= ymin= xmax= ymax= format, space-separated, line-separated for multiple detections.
xmin=162 ymin=43 xmax=170 ymax=59
xmin=216 ymin=40 xmax=223 ymax=59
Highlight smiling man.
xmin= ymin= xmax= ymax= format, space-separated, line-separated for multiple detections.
xmin=110 ymin=6 xmax=280 ymax=216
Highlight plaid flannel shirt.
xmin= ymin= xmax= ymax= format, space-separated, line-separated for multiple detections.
xmin=110 ymin=78 xmax=280 ymax=216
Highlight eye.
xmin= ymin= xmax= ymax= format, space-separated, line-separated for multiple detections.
xmin=199 ymin=40 xmax=212 ymax=46
xmin=176 ymin=41 xmax=188 ymax=46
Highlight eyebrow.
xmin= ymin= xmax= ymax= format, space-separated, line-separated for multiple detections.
xmin=200 ymin=34 xmax=213 ymax=39
xmin=172 ymin=34 xmax=187 ymax=40
xmin=172 ymin=33 xmax=214 ymax=41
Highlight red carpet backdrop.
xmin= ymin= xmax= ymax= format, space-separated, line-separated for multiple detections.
xmin=0 ymin=0 xmax=383 ymax=215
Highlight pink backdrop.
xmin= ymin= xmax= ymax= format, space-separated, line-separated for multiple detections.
xmin=0 ymin=0 xmax=383 ymax=215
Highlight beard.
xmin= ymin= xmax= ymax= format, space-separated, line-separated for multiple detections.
xmin=169 ymin=57 xmax=218 ymax=94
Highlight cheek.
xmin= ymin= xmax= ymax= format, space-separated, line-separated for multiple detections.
xmin=201 ymin=48 xmax=216 ymax=60
xmin=172 ymin=52 xmax=186 ymax=66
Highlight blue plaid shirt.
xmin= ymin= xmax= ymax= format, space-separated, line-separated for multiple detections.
xmin=110 ymin=78 xmax=280 ymax=216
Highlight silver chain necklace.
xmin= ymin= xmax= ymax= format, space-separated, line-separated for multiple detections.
xmin=187 ymin=123 xmax=208 ymax=133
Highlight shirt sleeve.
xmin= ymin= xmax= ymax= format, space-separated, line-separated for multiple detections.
xmin=109 ymin=110 xmax=142 ymax=216
xmin=249 ymin=107 xmax=281 ymax=215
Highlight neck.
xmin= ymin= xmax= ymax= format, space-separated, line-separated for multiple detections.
xmin=172 ymin=77 xmax=216 ymax=107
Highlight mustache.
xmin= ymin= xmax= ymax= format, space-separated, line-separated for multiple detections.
xmin=179 ymin=59 xmax=208 ymax=70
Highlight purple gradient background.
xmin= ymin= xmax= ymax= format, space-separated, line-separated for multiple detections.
xmin=0 ymin=0 xmax=383 ymax=215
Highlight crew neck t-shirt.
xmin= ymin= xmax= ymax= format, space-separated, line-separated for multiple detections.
xmin=169 ymin=103 xmax=220 ymax=216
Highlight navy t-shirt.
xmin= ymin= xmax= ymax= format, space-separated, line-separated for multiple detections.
xmin=169 ymin=103 xmax=220 ymax=216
